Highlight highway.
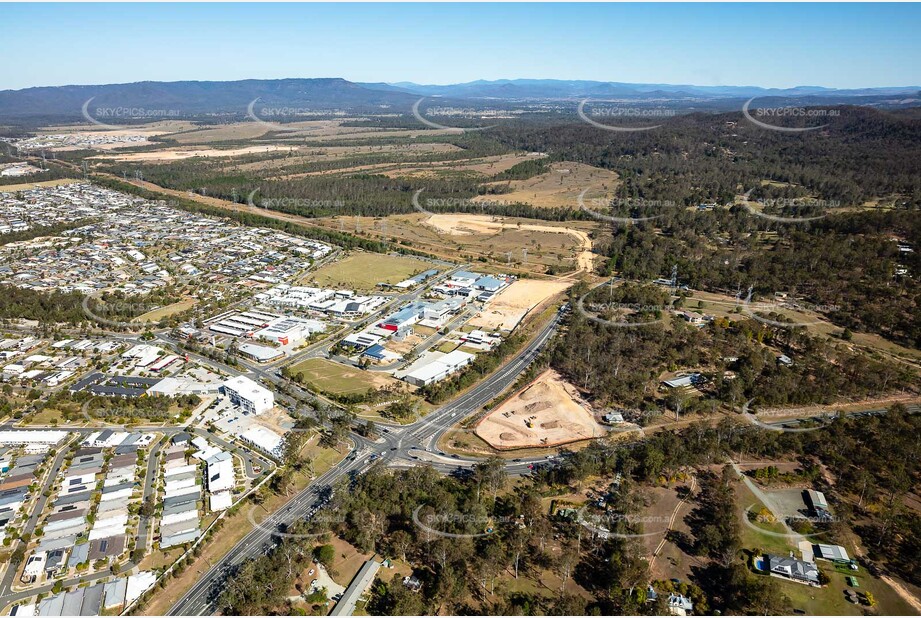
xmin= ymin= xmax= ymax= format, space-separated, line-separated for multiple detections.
xmin=167 ymin=308 xmax=564 ymax=615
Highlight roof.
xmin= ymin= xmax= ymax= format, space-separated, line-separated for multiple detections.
xmin=767 ymin=554 xmax=820 ymax=583
xmin=209 ymin=491 xmax=233 ymax=511
xmin=238 ymin=342 xmax=284 ymax=361
xmin=222 ymin=375 xmax=273 ymax=402
xmin=362 ymin=344 xmax=388 ymax=359
xmin=330 ymin=559 xmax=381 ymax=616
xmin=814 ymin=544 xmax=849 ymax=561
xmin=240 ymin=426 xmax=284 ymax=455
xmin=474 ymin=275 xmax=505 ymax=291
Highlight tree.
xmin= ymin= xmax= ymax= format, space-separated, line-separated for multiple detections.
xmin=313 ymin=543 xmax=335 ymax=567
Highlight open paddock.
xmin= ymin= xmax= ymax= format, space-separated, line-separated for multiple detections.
xmin=288 ymin=358 xmax=402 ymax=395
xmin=302 ymin=251 xmax=436 ymax=290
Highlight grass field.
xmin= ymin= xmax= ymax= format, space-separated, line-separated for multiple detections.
xmin=133 ymin=298 xmax=197 ymax=322
xmin=0 ymin=178 xmax=83 ymax=192
xmin=288 ymin=358 xmax=399 ymax=395
xmin=476 ymin=160 xmax=619 ymax=209
xmin=303 ymin=252 xmax=436 ymax=290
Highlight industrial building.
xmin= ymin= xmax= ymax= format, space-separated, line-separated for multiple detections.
xmin=403 ymin=350 xmax=475 ymax=387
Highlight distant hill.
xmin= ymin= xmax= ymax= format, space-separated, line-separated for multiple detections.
xmin=0 ymin=77 xmax=917 ymax=123
xmin=0 ymin=78 xmax=419 ymax=121
xmin=381 ymin=78 xmax=920 ymax=100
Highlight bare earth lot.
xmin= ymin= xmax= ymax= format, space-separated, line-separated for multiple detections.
xmin=469 ymin=278 xmax=574 ymax=331
xmin=475 ymin=370 xmax=605 ymax=449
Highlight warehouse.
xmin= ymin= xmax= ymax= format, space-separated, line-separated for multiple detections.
xmin=237 ymin=342 xmax=284 ymax=362
xmin=380 ymin=303 xmax=426 ymax=332
xmin=403 ymin=350 xmax=475 ymax=387
xmin=255 ymin=316 xmax=326 ymax=345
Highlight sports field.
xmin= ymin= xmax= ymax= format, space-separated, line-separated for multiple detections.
xmin=303 ymin=252 xmax=436 ymax=290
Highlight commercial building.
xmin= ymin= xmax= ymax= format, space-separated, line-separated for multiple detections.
xmin=254 ymin=316 xmax=326 ymax=345
xmin=222 ymin=375 xmax=274 ymax=414
xmin=240 ymin=426 xmax=284 ymax=458
xmin=403 ymin=350 xmax=475 ymax=387
xmin=237 ymin=342 xmax=284 ymax=363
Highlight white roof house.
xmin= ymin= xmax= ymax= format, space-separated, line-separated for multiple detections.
xmin=222 ymin=375 xmax=274 ymax=415
xmin=0 ymin=430 xmax=68 ymax=445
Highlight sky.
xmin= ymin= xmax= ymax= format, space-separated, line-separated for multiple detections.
xmin=1 ymin=3 xmax=919 ymax=91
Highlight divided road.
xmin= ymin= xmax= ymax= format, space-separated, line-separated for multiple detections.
xmin=167 ymin=309 xmax=564 ymax=615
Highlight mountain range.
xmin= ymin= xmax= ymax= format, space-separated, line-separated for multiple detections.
xmin=0 ymin=77 xmax=917 ymax=122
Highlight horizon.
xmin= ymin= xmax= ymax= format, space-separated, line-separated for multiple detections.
xmin=3 ymin=75 xmax=921 ymax=94
xmin=1 ymin=3 xmax=920 ymax=91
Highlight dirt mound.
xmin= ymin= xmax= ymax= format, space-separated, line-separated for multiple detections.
xmin=525 ymin=401 xmax=551 ymax=413
xmin=499 ymin=432 xmax=518 ymax=441
xmin=520 ymin=382 xmax=551 ymax=401
xmin=540 ymin=420 xmax=560 ymax=430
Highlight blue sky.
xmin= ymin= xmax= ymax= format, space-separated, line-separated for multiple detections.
xmin=1 ymin=3 xmax=919 ymax=91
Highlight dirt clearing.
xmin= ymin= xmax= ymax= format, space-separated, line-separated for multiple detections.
xmin=469 ymin=278 xmax=573 ymax=331
xmin=424 ymin=213 xmax=595 ymax=272
xmin=475 ymin=370 xmax=605 ymax=449
xmin=94 ymin=144 xmax=296 ymax=162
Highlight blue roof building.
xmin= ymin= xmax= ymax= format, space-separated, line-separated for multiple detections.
xmin=362 ymin=344 xmax=389 ymax=360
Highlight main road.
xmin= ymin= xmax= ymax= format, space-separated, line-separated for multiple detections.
xmin=167 ymin=308 xmax=564 ymax=615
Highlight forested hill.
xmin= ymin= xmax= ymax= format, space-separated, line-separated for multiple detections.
xmin=488 ymin=106 xmax=921 ymax=206
xmin=0 ymin=78 xmax=419 ymax=120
